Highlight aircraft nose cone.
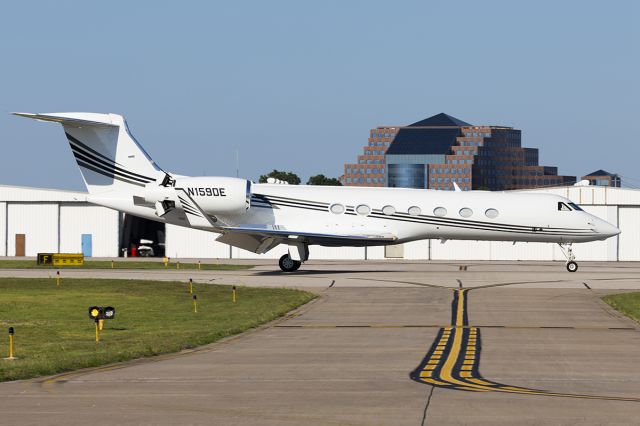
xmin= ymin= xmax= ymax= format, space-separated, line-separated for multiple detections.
xmin=597 ymin=220 xmax=621 ymax=238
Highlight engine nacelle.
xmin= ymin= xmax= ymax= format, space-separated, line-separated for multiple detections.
xmin=175 ymin=176 xmax=251 ymax=215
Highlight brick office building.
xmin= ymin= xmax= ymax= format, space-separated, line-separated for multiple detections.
xmin=581 ymin=170 xmax=621 ymax=187
xmin=341 ymin=113 xmax=575 ymax=190
xmin=341 ymin=127 xmax=397 ymax=187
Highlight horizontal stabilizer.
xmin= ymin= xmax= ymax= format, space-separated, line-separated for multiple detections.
xmin=12 ymin=112 xmax=118 ymax=128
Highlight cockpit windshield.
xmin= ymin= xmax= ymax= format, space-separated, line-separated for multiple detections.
xmin=557 ymin=201 xmax=584 ymax=212
xmin=568 ymin=202 xmax=583 ymax=211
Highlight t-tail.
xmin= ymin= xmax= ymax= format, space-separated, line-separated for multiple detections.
xmin=13 ymin=112 xmax=165 ymax=194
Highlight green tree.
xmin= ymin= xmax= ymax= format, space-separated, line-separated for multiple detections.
xmin=306 ymin=174 xmax=343 ymax=186
xmin=258 ymin=170 xmax=301 ymax=185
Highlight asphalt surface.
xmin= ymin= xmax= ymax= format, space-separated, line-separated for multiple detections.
xmin=1 ymin=260 xmax=640 ymax=425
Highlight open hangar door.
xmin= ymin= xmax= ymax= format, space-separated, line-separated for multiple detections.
xmin=120 ymin=214 xmax=165 ymax=257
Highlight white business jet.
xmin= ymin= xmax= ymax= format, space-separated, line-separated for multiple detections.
xmin=14 ymin=112 xmax=620 ymax=272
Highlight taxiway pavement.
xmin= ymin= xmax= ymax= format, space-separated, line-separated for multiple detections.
xmin=0 ymin=261 xmax=639 ymax=425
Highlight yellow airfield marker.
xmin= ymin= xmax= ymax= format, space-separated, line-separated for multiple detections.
xmin=192 ymin=294 xmax=198 ymax=313
xmin=232 ymin=286 xmax=237 ymax=303
xmin=4 ymin=327 xmax=16 ymax=360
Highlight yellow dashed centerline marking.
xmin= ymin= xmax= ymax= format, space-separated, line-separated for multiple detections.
xmin=410 ymin=288 xmax=640 ymax=402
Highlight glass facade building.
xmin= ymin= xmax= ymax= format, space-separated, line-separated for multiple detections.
xmin=341 ymin=112 xmax=576 ymax=190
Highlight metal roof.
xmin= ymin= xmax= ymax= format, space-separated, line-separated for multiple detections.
xmin=408 ymin=113 xmax=471 ymax=127
xmin=0 ymin=185 xmax=88 ymax=202
xmin=386 ymin=127 xmax=462 ymax=155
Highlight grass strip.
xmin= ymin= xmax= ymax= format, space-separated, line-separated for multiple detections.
xmin=0 ymin=278 xmax=314 ymax=381
xmin=0 ymin=260 xmax=252 ymax=270
xmin=602 ymin=292 xmax=640 ymax=323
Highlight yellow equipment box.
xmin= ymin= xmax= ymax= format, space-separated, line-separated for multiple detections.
xmin=52 ymin=253 xmax=84 ymax=266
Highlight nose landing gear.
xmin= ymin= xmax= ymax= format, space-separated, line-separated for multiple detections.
xmin=558 ymin=243 xmax=578 ymax=272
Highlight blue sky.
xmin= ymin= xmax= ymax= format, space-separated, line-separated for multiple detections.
xmin=0 ymin=0 xmax=638 ymax=190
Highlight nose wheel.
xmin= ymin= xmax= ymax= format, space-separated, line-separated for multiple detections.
xmin=558 ymin=243 xmax=578 ymax=272
xmin=279 ymin=254 xmax=301 ymax=272
xmin=566 ymin=261 xmax=578 ymax=272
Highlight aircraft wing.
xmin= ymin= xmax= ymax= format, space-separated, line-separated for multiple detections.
xmin=216 ymin=225 xmax=397 ymax=253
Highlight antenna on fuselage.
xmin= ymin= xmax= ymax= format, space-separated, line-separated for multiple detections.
xmin=235 ymin=149 xmax=239 ymax=178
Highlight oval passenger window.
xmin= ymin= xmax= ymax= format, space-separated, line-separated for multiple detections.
xmin=408 ymin=206 xmax=421 ymax=216
xmin=459 ymin=207 xmax=473 ymax=218
xmin=485 ymin=208 xmax=499 ymax=219
xmin=433 ymin=207 xmax=447 ymax=217
xmin=330 ymin=203 xmax=345 ymax=214
xmin=356 ymin=204 xmax=371 ymax=216
xmin=382 ymin=205 xmax=396 ymax=216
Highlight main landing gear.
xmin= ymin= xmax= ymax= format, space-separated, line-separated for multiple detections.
xmin=558 ymin=243 xmax=578 ymax=272
xmin=278 ymin=244 xmax=309 ymax=273
xmin=279 ymin=254 xmax=301 ymax=272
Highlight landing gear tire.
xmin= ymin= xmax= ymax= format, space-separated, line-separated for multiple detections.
xmin=279 ymin=254 xmax=301 ymax=272
xmin=566 ymin=261 xmax=578 ymax=273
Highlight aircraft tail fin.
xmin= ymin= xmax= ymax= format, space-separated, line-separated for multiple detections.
xmin=13 ymin=112 xmax=165 ymax=194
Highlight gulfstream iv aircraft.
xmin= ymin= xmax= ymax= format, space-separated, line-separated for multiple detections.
xmin=15 ymin=112 xmax=621 ymax=272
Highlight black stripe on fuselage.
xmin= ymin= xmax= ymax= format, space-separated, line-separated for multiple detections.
xmin=69 ymin=144 xmax=154 ymax=183
xmin=75 ymin=159 xmax=145 ymax=187
xmin=66 ymin=133 xmax=155 ymax=182
xmin=253 ymin=194 xmax=594 ymax=237
xmin=71 ymin=150 xmax=151 ymax=184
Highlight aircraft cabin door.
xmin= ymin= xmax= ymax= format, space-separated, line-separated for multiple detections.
xmin=81 ymin=234 xmax=92 ymax=257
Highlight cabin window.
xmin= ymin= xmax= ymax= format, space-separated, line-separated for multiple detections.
xmin=382 ymin=205 xmax=396 ymax=215
xmin=459 ymin=207 xmax=473 ymax=218
xmin=485 ymin=208 xmax=499 ymax=219
xmin=356 ymin=204 xmax=371 ymax=216
xmin=330 ymin=203 xmax=345 ymax=214
xmin=433 ymin=207 xmax=447 ymax=217
xmin=408 ymin=206 xmax=422 ymax=216
xmin=558 ymin=202 xmax=571 ymax=212
xmin=568 ymin=202 xmax=583 ymax=211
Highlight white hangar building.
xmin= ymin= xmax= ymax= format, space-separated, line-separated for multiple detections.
xmin=0 ymin=184 xmax=639 ymax=262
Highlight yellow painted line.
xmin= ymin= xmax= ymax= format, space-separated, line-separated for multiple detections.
xmin=422 ymin=378 xmax=450 ymax=386
xmin=458 ymin=386 xmax=490 ymax=392
xmin=460 ymin=372 xmax=472 ymax=378
xmin=420 ymin=371 xmax=432 ymax=378
xmin=455 ymin=290 xmax=464 ymax=326
xmin=467 ymin=378 xmax=496 ymax=387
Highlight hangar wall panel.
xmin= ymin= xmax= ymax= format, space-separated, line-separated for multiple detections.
xmin=7 ymin=203 xmax=58 ymax=256
xmin=59 ymin=204 xmax=119 ymax=257
xmin=404 ymin=240 xmax=429 ymax=260
xmin=365 ymin=246 xmax=386 ymax=260
xmin=431 ymin=240 xmax=492 ymax=260
xmin=484 ymin=241 xmax=555 ymax=261
xmin=165 ymin=225 xmax=230 ymax=259
xmin=0 ymin=202 xmax=6 ymax=256
xmin=619 ymin=207 xmax=640 ymax=261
